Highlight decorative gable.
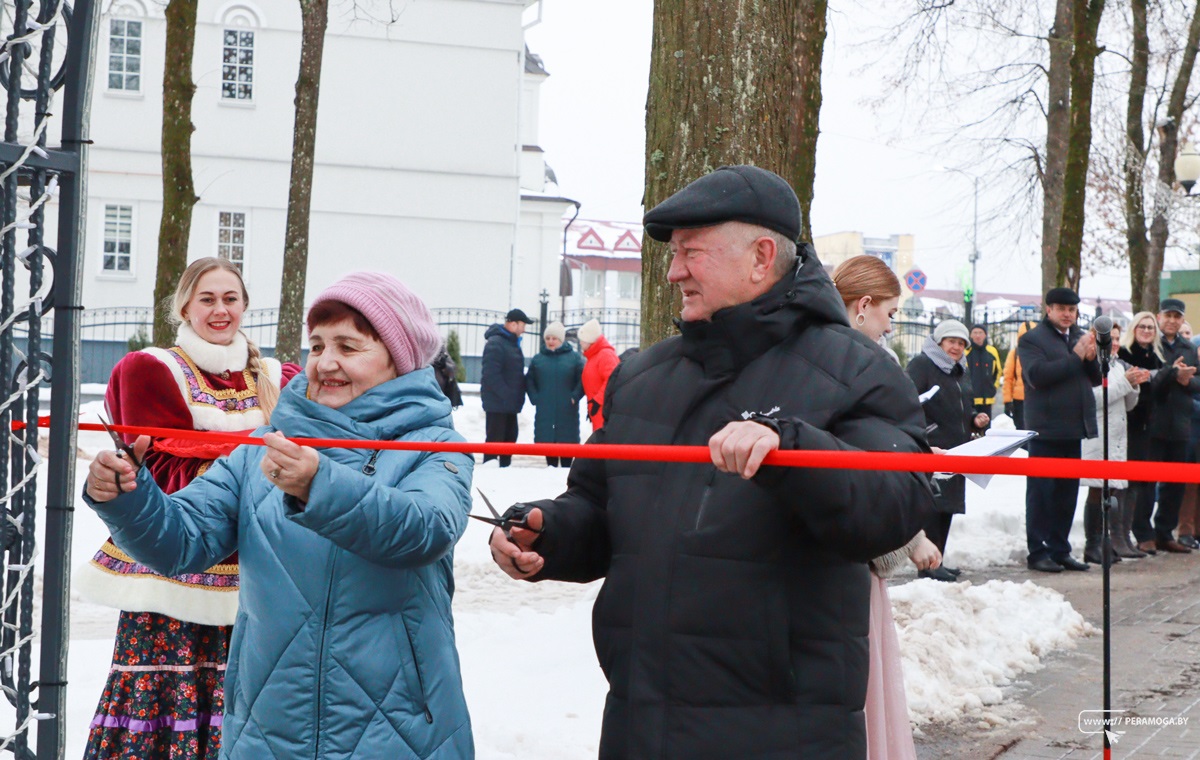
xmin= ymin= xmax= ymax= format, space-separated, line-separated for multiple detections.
xmin=613 ymin=230 xmax=641 ymax=253
xmin=577 ymin=228 xmax=606 ymax=251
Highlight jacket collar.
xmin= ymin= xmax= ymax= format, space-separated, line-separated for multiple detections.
xmin=272 ymin=368 xmax=453 ymax=460
xmin=175 ymin=323 xmax=249 ymax=374
xmin=676 ymin=247 xmax=847 ymax=378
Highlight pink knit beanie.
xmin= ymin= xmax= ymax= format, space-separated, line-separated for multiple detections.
xmin=308 ymin=272 xmax=442 ymax=376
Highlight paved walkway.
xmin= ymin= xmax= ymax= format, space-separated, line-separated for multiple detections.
xmin=916 ymin=550 xmax=1200 ymax=759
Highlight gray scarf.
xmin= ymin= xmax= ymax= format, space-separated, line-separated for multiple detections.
xmin=922 ymin=334 xmax=968 ymax=374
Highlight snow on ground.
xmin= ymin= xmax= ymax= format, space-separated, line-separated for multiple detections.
xmin=6 ymin=397 xmax=1091 ymax=757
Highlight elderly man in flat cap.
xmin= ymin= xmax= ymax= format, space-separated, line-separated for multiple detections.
xmin=487 ymin=165 xmax=935 ymax=759
xmin=1143 ymin=298 xmax=1200 ymax=553
xmin=1018 ymin=287 xmax=1102 ymax=572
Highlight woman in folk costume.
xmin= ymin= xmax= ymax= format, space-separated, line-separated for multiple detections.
xmin=832 ymin=255 xmax=940 ymax=760
xmin=78 ymin=257 xmax=299 ymax=759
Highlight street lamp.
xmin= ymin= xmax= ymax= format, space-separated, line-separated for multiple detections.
xmin=938 ymin=166 xmax=982 ymax=324
xmin=1176 ymin=142 xmax=1200 ymax=194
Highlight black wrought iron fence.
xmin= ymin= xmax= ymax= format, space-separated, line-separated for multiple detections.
xmin=889 ymin=307 xmax=1096 ymax=367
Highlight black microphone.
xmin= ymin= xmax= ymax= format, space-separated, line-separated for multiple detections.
xmin=1094 ymin=314 xmax=1114 ymax=350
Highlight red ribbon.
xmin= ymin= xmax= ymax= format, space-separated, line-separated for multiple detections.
xmin=9 ymin=416 xmax=1199 ymax=484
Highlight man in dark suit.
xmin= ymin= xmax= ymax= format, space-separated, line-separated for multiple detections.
xmin=1018 ymin=287 xmax=1102 ymax=572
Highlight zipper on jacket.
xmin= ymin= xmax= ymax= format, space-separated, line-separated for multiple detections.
xmin=313 ymin=553 xmax=338 ymax=759
xmin=693 ymin=468 xmax=718 ymax=530
xmin=362 ymin=449 xmax=380 ymax=476
xmin=403 ymin=621 xmax=434 ymax=723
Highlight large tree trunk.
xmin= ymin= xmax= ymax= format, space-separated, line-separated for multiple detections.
xmin=1040 ymin=0 xmax=1073 ymax=293
xmin=1141 ymin=0 xmax=1200 ymax=311
xmin=641 ymin=0 xmax=823 ymax=346
xmin=1124 ymin=0 xmax=1150 ymax=313
xmin=1054 ymin=0 xmax=1105 ymax=291
xmin=152 ymin=0 xmax=199 ymax=347
xmin=790 ymin=0 xmax=828 ymax=245
xmin=276 ymin=0 xmax=330 ymax=364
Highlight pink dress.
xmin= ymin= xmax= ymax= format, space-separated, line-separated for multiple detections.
xmin=865 ymin=573 xmax=917 ymax=760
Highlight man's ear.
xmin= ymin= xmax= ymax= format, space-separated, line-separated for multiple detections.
xmin=749 ymin=236 xmax=778 ymax=283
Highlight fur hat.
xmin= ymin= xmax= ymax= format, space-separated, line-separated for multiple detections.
xmin=544 ymin=321 xmax=566 ymax=341
xmin=309 ymin=272 xmax=442 ymax=376
xmin=578 ymin=319 xmax=603 ymax=345
xmin=933 ymin=319 xmax=970 ymax=344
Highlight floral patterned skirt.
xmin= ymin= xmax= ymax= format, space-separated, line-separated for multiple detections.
xmin=84 ymin=611 xmax=231 ymax=760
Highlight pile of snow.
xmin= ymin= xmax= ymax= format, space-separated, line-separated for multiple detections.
xmin=892 ymin=579 xmax=1092 ymax=727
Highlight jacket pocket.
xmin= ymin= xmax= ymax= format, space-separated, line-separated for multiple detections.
xmin=399 ymin=617 xmax=434 ymax=725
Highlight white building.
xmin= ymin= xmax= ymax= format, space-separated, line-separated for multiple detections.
xmin=47 ymin=0 xmax=573 ymax=327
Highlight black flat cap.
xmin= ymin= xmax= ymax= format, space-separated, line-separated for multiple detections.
xmin=1160 ymin=297 xmax=1186 ymax=315
xmin=1045 ymin=287 xmax=1081 ymax=306
xmin=643 ymin=165 xmax=801 ymax=243
xmin=505 ymin=308 xmax=533 ymax=323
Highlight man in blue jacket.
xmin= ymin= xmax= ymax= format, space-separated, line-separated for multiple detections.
xmin=481 ymin=308 xmax=533 ymax=467
xmin=1018 ymin=287 xmax=1102 ymax=572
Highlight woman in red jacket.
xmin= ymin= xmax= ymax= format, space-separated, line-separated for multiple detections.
xmin=78 ymin=257 xmax=299 ymax=759
xmin=578 ymin=318 xmax=620 ymax=430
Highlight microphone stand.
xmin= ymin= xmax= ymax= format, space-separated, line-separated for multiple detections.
xmin=1098 ymin=338 xmax=1113 ymax=756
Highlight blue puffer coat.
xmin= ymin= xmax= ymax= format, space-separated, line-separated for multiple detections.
xmin=87 ymin=369 xmax=475 ymax=759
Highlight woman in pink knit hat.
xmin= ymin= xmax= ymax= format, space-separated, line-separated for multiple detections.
xmin=84 ymin=272 xmax=476 ymax=759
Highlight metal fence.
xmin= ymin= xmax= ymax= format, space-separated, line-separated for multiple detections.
xmin=9 ymin=306 xmax=647 ymax=385
xmin=889 ymin=305 xmax=1096 ymax=367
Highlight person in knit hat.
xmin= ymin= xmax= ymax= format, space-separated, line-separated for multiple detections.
xmin=577 ymin=318 xmax=620 ymax=430
xmin=526 ymin=321 xmax=584 ymax=466
xmin=81 ymin=270 xmax=476 ymax=758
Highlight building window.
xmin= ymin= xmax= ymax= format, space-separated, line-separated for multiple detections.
xmin=218 ymin=211 xmax=246 ymax=272
xmin=618 ymin=272 xmax=641 ymax=300
xmin=584 ymin=269 xmax=605 ymax=298
xmin=102 ymin=205 xmax=133 ymax=273
xmin=108 ymin=18 xmax=142 ymax=91
xmin=221 ymin=29 xmax=254 ymax=100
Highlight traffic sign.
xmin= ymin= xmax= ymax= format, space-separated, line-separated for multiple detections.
xmin=905 ymin=268 xmax=928 ymax=292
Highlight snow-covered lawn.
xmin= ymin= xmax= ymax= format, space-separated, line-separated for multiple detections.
xmin=9 ymin=398 xmax=1090 ymax=757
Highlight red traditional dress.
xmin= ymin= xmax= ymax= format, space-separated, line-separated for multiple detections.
xmin=78 ymin=325 xmax=297 ymax=760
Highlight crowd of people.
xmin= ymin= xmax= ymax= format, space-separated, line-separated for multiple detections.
xmin=80 ymin=164 xmax=1199 ymax=760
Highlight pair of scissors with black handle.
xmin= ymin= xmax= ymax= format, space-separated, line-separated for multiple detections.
xmin=469 ymin=488 xmax=542 ymax=541
xmin=98 ymin=413 xmax=145 ymax=494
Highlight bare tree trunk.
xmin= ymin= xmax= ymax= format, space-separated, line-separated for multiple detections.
xmin=790 ymin=0 xmax=828 ymax=245
xmin=1124 ymin=0 xmax=1150 ymax=313
xmin=276 ymin=0 xmax=330 ymax=364
xmin=1041 ymin=0 xmax=1073 ymax=293
xmin=152 ymin=0 xmax=199 ymax=347
xmin=1054 ymin=0 xmax=1105 ymax=290
xmin=642 ymin=0 xmax=821 ymax=346
xmin=1141 ymin=0 xmax=1200 ymax=311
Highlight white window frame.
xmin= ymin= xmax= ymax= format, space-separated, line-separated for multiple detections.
xmin=583 ymin=269 xmax=605 ymax=299
xmin=220 ymin=27 xmax=255 ymax=102
xmin=216 ymin=209 xmax=249 ymax=274
xmin=617 ymin=271 xmax=641 ymax=300
xmin=106 ymin=16 xmax=144 ymax=94
xmin=99 ymin=203 xmax=136 ymax=279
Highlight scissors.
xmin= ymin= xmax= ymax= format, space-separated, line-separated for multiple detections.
xmin=97 ymin=413 xmax=144 ymax=492
xmin=469 ymin=488 xmax=542 ymax=542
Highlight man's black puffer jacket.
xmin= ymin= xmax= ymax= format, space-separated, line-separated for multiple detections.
xmin=522 ymin=250 xmax=935 ymax=760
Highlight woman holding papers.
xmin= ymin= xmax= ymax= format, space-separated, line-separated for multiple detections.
xmin=905 ymin=319 xmax=990 ymax=580
xmin=834 ymin=254 xmax=937 ymax=760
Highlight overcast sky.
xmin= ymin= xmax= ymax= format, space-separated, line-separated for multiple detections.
xmin=524 ymin=1 xmax=1153 ymax=302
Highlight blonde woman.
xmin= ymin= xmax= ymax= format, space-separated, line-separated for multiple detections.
xmin=832 ymin=254 xmax=937 ymax=760
xmin=79 ymin=257 xmax=298 ymax=759
xmin=1117 ymin=311 xmax=1164 ymax=556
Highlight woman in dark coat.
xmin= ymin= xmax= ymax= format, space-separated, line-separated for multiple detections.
xmin=526 ymin=321 xmax=585 ymax=467
xmin=906 ymin=319 xmax=990 ymax=575
xmin=1118 ymin=310 xmax=1165 ymax=554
